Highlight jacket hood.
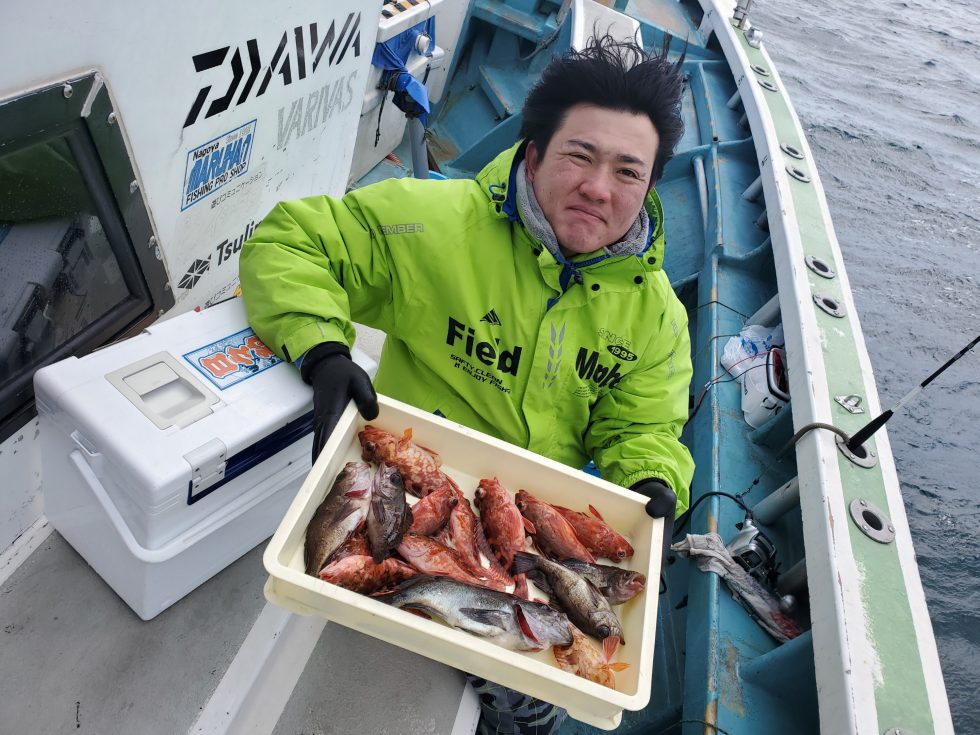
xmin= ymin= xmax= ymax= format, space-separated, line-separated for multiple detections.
xmin=474 ymin=140 xmax=667 ymax=272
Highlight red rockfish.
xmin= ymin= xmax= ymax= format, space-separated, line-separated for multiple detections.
xmin=515 ymin=490 xmax=595 ymax=564
xmin=552 ymin=504 xmax=634 ymax=562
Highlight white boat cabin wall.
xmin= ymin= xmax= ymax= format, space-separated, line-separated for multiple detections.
xmin=0 ymin=0 xmax=465 ymax=557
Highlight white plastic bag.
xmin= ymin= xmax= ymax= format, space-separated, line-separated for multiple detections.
xmin=720 ymin=324 xmax=788 ymax=428
xmin=721 ymin=323 xmax=784 ymax=379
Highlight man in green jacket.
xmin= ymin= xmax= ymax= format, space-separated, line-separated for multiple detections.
xmin=241 ymin=35 xmax=692 ymax=734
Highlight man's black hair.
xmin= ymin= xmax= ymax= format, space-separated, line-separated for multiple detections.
xmin=519 ymin=34 xmax=686 ymax=184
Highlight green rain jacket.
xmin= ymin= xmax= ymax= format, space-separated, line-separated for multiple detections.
xmin=240 ymin=141 xmax=694 ymax=514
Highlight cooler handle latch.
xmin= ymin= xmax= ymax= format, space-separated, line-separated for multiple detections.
xmin=184 ymin=438 xmax=228 ymax=504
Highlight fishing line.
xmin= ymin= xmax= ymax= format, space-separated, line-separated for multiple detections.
xmin=652 ymin=718 xmax=733 ymax=735
xmin=688 ymin=354 xmax=773 ymax=421
xmin=735 ymin=333 xmax=979 ymax=506
xmin=690 ymin=299 xmax=748 ymax=320
xmin=672 ymin=491 xmax=752 ymax=539
xmin=846 ymin=332 xmax=980 ymax=452
xmin=692 ymin=332 xmax=741 ymax=365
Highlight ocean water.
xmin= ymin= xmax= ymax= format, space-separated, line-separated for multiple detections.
xmin=752 ymin=0 xmax=980 ymax=730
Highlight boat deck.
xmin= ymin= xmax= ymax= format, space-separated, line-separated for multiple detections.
xmin=0 ymin=531 xmax=472 ymax=734
xmin=0 ymin=326 xmax=476 ymax=735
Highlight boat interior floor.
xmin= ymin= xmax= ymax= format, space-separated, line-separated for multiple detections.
xmin=0 ymin=531 xmax=469 ymax=734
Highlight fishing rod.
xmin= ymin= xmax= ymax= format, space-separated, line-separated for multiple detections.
xmin=846 ymin=332 xmax=980 ymax=452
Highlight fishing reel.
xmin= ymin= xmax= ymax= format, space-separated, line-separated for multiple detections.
xmin=726 ymin=515 xmax=778 ymax=588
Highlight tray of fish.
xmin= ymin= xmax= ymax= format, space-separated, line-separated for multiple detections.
xmin=263 ymin=394 xmax=663 ymax=730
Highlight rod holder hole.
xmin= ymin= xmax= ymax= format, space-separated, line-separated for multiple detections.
xmin=806 ymin=254 xmax=837 ymax=279
xmin=862 ymin=510 xmax=883 ymax=531
xmin=848 ymin=498 xmax=894 ymax=543
xmin=780 ymin=142 xmax=804 ymax=160
xmin=836 ymin=434 xmax=877 ymax=468
xmin=814 ymin=292 xmax=846 ymax=318
xmin=787 ymin=165 xmax=811 ymax=182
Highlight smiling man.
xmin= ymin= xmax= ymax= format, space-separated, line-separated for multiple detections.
xmin=241 ymin=35 xmax=692 ymax=735
xmin=525 ymin=106 xmax=659 ymax=255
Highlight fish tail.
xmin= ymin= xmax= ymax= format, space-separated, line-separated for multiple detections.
xmin=510 ymin=551 xmax=538 ymax=576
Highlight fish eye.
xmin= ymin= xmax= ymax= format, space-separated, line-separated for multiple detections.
xmin=597 ymin=624 xmax=610 ymax=638
xmin=617 ymin=550 xmax=626 ymax=558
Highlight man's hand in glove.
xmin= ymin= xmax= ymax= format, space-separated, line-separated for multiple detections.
xmin=631 ymin=478 xmax=677 ymax=558
xmin=301 ymin=342 xmax=379 ymax=464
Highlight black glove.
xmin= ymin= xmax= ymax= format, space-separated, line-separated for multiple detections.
xmin=301 ymin=342 xmax=379 ymax=464
xmin=631 ymin=478 xmax=676 ymax=558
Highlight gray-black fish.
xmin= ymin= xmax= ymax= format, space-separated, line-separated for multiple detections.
xmin=527 ymin=558 xmax=647 ymax=606
xmin=304 ymin=461 xmax=373 ymax=576
xmin=367 ymin=462 xmax=413 ymax=563
xmin=511 ymin=551 xmax=624 ymax=659
xmin=375 ymin=575 xmax=573 ymax=651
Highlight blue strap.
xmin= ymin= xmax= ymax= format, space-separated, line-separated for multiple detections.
xmin=546 ymin=251 xmax=609 ymax=309
xmin=371 ymin=18 xmax=436 ymax=126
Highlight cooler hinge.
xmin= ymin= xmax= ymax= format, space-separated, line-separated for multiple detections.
xmin=183 ymin=438 xmax=228 ymax=503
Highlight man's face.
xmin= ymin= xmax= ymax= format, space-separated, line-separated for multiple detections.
xmin=525 ymin=104 xmax=660 ymax=256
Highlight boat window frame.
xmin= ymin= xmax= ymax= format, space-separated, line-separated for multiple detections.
xmin=0 ymin=73 xmax=173 ymax=443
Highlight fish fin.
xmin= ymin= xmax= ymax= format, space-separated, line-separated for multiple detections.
xmin=522 ymin=516 xmax=537 ymax=534
xmin=417 ymin=442 xmax=441 ymax=458
xmin=514 ymin=574 xmax=530 ymax=600
xmin=588 ymin=504 xmax=605 ymax=521
xmin=402 ymin=607 xmax=433 ymax=620
xmin=558 ymin=558 xmax=590 ymax=574
xmin=513 ymin=604 xmax=543 ymax=648
xmin=609 ymin=662 xmax=630 ymax=672
xmin=460 ymin=608 xmax=510 ymax=630
xmin=443 ymin=473 xmax=461 ymax=495
xmin=345 ymin=488 xmax=369 ymax=498
xmin=510 ymin=551 xmax=538 ymax=576
xmin=602 ymin=635 xmax=621 ymax=662
xmin=303 ymin=548 xmax=321 ymax=577
xmin=401 ymin=427 xmax=441 ymax=463
xmin=370 ymin=489 xmax=388 ymax=516
xmin=371 ymin=573 xmax=429 ymax=597
xmin=584 ymin=579 xmax=607 ymax=607
xmin=476 ymin=525 xmax=512 ymax=584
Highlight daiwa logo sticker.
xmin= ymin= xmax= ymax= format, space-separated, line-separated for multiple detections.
xmin=182 ymin=120 xmax=256 ymax=211
xmin=184 ymin=328 xmax=281 ymax=389
xmin=183 ymin=14 xmax=362 ymax=128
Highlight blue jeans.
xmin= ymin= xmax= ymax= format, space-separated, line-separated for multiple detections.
xmin=467 ymin=674 xmax=567 ymax=734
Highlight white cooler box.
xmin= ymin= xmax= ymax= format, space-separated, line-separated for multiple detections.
xmin=34 ymin=298 xmax=376 ymax=620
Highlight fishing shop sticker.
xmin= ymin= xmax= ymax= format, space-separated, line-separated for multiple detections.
xmin=183 ymin=328 xmax=281 ymax=389
xmin=181 ymin=120 xmax=256 ymax=211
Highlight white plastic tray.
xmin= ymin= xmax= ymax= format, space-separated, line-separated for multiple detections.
xmin=263 ymin=395 xmax=662 ymax=729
